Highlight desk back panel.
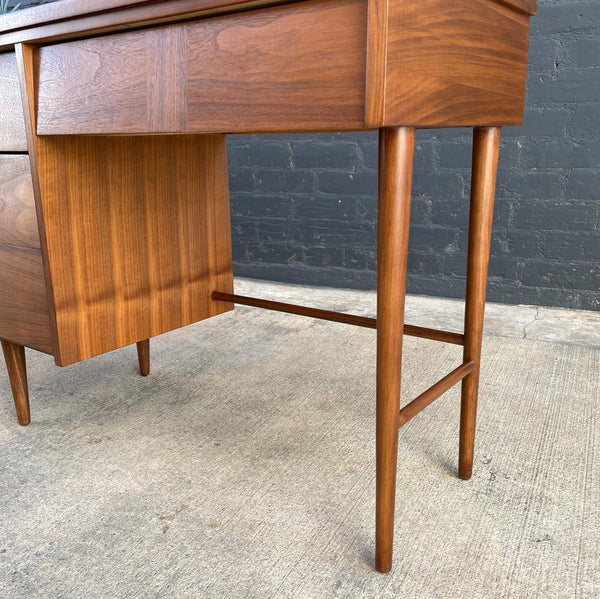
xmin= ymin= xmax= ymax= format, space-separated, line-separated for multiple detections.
xmin=0 ymin=53 xmax=28 ymax=151
xmin=35 ymin=0 xmax=367 ymax=135
xmin=31 ymin=0 xmax=533 ymax=133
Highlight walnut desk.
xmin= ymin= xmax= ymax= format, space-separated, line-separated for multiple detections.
xmin=0 ymin=0 xmax=537 ymax=572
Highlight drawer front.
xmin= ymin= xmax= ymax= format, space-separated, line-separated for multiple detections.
xmin=0 ymin=245 xmax=52 ymax=353
xmin=35 ymin=0 xmax=367 ymax=135
xmin=0 ymin=155 xmax=40 ymax=249
xmin=0 ymin=53 xmax=27 ymax=152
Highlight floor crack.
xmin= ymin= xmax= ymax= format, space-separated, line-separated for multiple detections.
xmin=521 ymin=306 xmax=540 ymax=340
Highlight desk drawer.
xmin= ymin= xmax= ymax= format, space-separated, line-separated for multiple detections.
xmin=0 ymin=245 xmax=52 ymax=353
xmin=35 ymin=0 xmax=367 ymax=135
xmin=0 ymin=155 xmax=40 ymax=249
xmin=0 ymin=53 xmax=27 ymax=152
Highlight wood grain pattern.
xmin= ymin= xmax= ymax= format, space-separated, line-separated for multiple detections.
xmin=0 ymin=0 xmax=271 ymax=35
xmin=29 ymin=135 xmax=233 ymax=366
xmin=364 ymin=0 xmax=388 ymax=125
xmin=370 ymin=0 xmax=531 ymax=127
xmin=0 ymin=53 xmax=27 ymax=152
xmin=0 ymin=0 xmax=289 ymax=51
xmin=0 ymin=0 xmax=537 ymax=44
xmin=185 ymin=0 xmax=366 ymax=132
xmin=36 ymin=31 xmax=155 ymax=134
xmin=497 ymin=0 xmax=536 ymax=14
xmin=0 ymin=245 xmax=52 ymax=353
xmin=375 ymin=127 xmax=415 ymax=573
xmin=459 ymin=127 xmax=502 ymax=480
xmin=16 ymin=43 xmax=61 ymax=358
xmin=1 ymin=340 xmax=30 ymax=425
xmin=35 ymin=0 xmax=367 ymax=135
xmin=0 ymin=155 xmax=40 ymax=249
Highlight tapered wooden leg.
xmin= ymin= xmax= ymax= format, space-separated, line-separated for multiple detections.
xmin=375 ymin=127 xmax=415 ymax=573
xmin=2 ymin=340 xmax=30 ymax=426
xmin=459 ymin=127 xmax=502 ymax=480
xmin=136 ymin=340 xmax=150 ymax=376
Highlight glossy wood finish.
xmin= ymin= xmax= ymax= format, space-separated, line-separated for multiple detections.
xmin=29 ymin=0 xmax=535 ymax=135
xmin=17 ymin=41 xmax=233 ymax=366
xmin=0 ymin=155 xmax=40 ymax=249
xmin=376 ymin=127 xmax=414 ymax=573
xmin=459 ymin=127 xmax=502 ymax=480
xmin=0 ymin=246 xmax=53 ymax=353
xmin=364 ymin=0 xmax=387 ymax=125
xmin=34 ymin=135 xmax=233 ymax=366
xmin=367 ymin=0 xmax=531 ymax=127
xmin=0 ymin=0 xmax=536 ymax=572
xmin=498 ymin=0 xmax=537 ymax=13
xmin=0 ymin=53 xmax=27 ymax=151
xmin=398 ymin=361 xmax=475 ymax=427
xmin=1 ymin=340 xmax=30 ymax=425
xmin=185 ymin=0 xmax=365 ymax=132
xmin=136 ymin=340 xmax=150 ymax=377
xmin=0 ymin=1 xmax=282 ymax=51
xmin=0 ymin=0 xmax=536 ymax=52
xmin=36 ymin=0 xmax=367 ymax=135
xmin=213 ymin=291 xmax=465 ymax=345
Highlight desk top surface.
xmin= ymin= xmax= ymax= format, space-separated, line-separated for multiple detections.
xmin=0 ymin=0 xmax=537 ymax=39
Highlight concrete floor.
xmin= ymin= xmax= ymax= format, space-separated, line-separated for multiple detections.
xmin=0 ymin=279 xmax=598 ymax=598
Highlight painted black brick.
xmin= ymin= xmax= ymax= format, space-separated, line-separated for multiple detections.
xmin=15 ymin=0 xmax=600 ymax=311
xmin=226 ymin=0 xmax=600 ymax=311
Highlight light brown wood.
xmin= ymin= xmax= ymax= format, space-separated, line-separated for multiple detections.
xmin=35 ymin=0 xmax=367 ymax=135
xmin=0 ymin=0 xmax=537 ymax=46
xmin=0 ymin=0 xmax=537 ymax=574
xmin=18 ymin=41 xmax=234 ymax=366
xmin=136 ymin=340 xmax=150 ymax=376
xmin=0 ymin=155 xmax=40 ymax=249
xmin=16 ymin=43 xmax=61 ymax=358
xmin=367 ymin=0 xmax=531 ymax=127
xmin=213 ymin=291 xmax=465 ymax=345
xmin=0 ymin=52 xmax=27 ymax=151
xmin=186 ymin=0 xmax=366 ymax=132
xmin=0 ymin=245 xmax=53 ymax=353
xmin=365 ymin=0 xmax=388 ymax=125
xmin=376 ymin=126 xmax=414 ymax=573
xmin=1 ymin=340 xmax=30 ymax=425
xmin=459 ymin=126 xmax=502 ymax=480
xmin=0 ymin=0 xmax=292 ymax=51
xmin=32 ymin=135 xmax=233 ymax=366
xmin=397 ymin=361 xmax=475 ymax=427
xmin=497 ymin=0 xmax=537 ymax=14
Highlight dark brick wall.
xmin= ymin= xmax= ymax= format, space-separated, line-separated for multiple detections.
xmin=13 ymin=0 xmax=600 ymax=309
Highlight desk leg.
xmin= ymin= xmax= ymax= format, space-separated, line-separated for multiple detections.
xmin=375 ymin=127 xmax=415 ymax=573
xmin=2 ymin=340 xmax=30 ymax=426
xmin=136 ymin=340 xmax=150 ymax=377
xmin=459 ymin=127 xmax=501 ymax=480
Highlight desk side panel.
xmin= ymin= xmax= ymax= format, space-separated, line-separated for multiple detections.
xmin=29 ymin=135 xmax=233 ymax=366
xmin=370 ymin=0 xmax=531 ymax=127
xmin=185 ymin=0 xmax=367 ymax=132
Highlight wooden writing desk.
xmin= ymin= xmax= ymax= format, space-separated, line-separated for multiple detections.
xmin=0 ymin=0 xmax=536 ymax=572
